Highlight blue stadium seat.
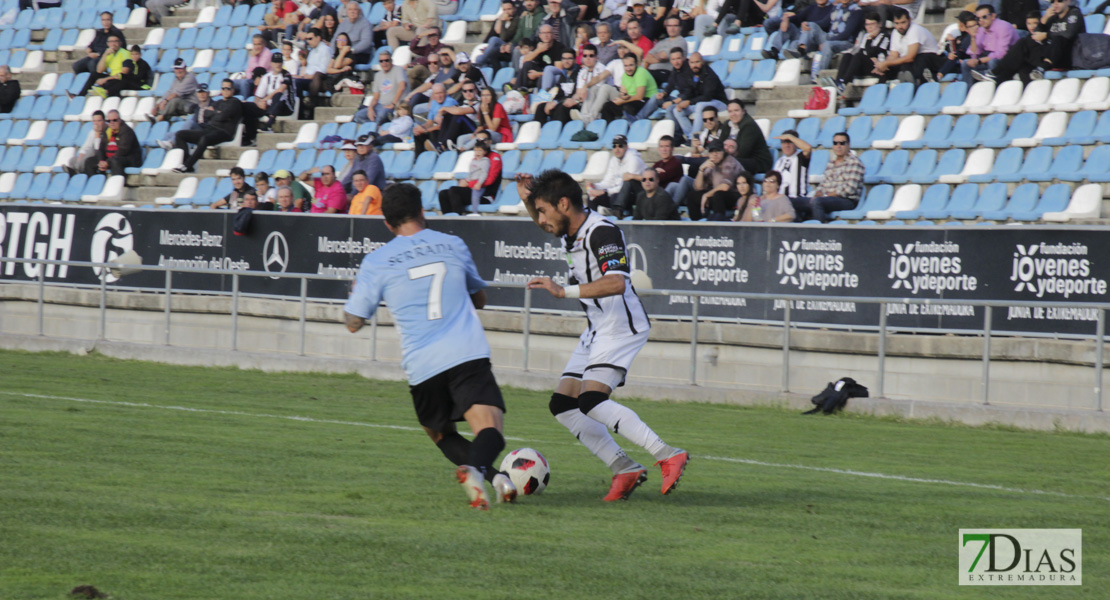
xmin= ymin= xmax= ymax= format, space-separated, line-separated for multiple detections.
xmin=919 ymin=183 xmax=977 ymax=220
xmin=921 ymin=81 xmax=967 ymax=115
xmin=67 ymin=73 xmax=91 ymax=97
xmin=887 ymin=149 xmax=936 ymax=184
xmin=807 ymin=149 xmax=829 ymax=181
xmin=227 ymin=49 xmax=249 ymax=72
xmin=177 ymin=26 xmax=198 ymax=49
xmin=160 ymin=28 xmax=180 ymax=50
xmin=227 ymin=27 xmax=251 ymax=51
xmin=56 ymin=121 xmax=84 ymax=148
xmin=378 ymin=150 xmax=397 ymax=174
xmin=932 ymin=114 xmax=979 ymax=149
xmin=430 ymin=150 xmax=459 ymax=178
xmin=714 ymin=34 xmax=747 ymax=62
xmin=724 ymin=60 xmax=753 ymax=88
xmin=563 ymin=150 xmax=588 ymax=175
xmin=969 ymin=146 xmax=1023 ymax=183
xmin=188 ymin=178 xmax=218 ymax=205
xmin=1060 ymin=145 xmax=1110 ymax=182
xmin=24 ymin=173 xmax=53 ymax=200
xmin=857 ymin=149 xmax=882 ymax=176
xmin=228 ymin=3 xmax=250 ymax=27
xmin=890 ymin=82 xmax=940 ymax=115
xmin=627 ymin=119 xmax=652 ymax=145
xmin=482 ymin=184 xmax=520 ymax=213
xmin=840 ymin=84 xmax=885 ymax=117
xmin=155 ymin=49 xmax=180 ymax=72
xmin=983 ymin=112 xmax=1036 ymax=148
xmin=896 ymin=183 xmax=949 ymax=220
xmin=204 ymin=5 xmax=233 ymax=28
xmin=271 ymin=148 xmax=295 ymax=173
xmin=709 ymin=60 xmax=729 ymax=80
xmin=6 ymin=120 xmax=29 ymax=143
xmin=1010 ymin=184 xmax=1070 ymax=221
xmin=313 ymin=149 xmax=337 ymax=170
xmin=60 ymin=174 xmax=88 ymax=202
xmin=35 ymin=28 xmax=63 ymax=52
xmin=835 ymin=184 xmax=892 ymax=220
xmin=796 ymin=117 xmax=820 ymax=144
xmin=584 ymin=119 xmax=628 ymax=150
xmin=126 ymin=148 xmax=162 ymax=175
xmin=845 ymin=116 xmax=871 ymax=148
xmin=26 ymin=121 xmax=63 ymax=147
xmin=968 ymin=113 xmax=1008 ymax=148
xmin=42 ymin=173 xmax=70 ymax=202
xmin=997 ymin=146 xmax=1052 ymax=182
xmin=15 ymin=147 xmax=40 ymax=172
xmin=499 ymin=149 xmax=522 ymax=179
xmin=814 ymin=116 xmax=846 ymax=147
xmin=740 ymin=31 xmax=767 ymax=60
xmin=50 ymin=72 xmax=75 ymax=96
xmin=366 ymin=1 xmax=387 ymax=24
xmin=1043 ymin=110 xmax=1097 ymax=146
xmin=418 ymin=180 xmax=439 ymax=210
xmin=519 ymin=121 xmax=559 ymax=151
xmin=513 ymin=148 xmax=544 ymax=177
xmin=948 ymin=182 xmax=1008 ymax=219
xmin=0 ymin=96 xmax=33 ymax=120
xmin=767 ymin=118 xmax=795 ymax=149
xmin=863 ymin=115 xmax=898 ymax=146
xmin=1025 ymin=145 xmax=1083 ymax=182
xmin=867 ymin=149 xmax=909 ymax=184
xmin=874 ymin=82 xmax=914 ymax=115
xmin=443 ymin=0 xmax=482 ymax=22
xmin=246 ymin=3 xmax=268 ymax=26
xmin=538 ymin=150 xmax=565 ymax=172
xmin=289 ymin=149 xmax=316 ymax=175
xmin=491 ymin=67 xmax=514 ymax=90
xmin=909 ymin=148 xmax=964 ymax=184
xmin=563 ymin=119 xmax=607 ymax=150
xmin=0 ymin=173 xmax=33 ymax=201
xmin=194 ymin=26 xmax=215 ymax=50
xmin=408 ymin=151 xmax=439 ymax=180
xmin=551 ymin=121 xmax=583 ymax=149
xmin=739 ymin=59 xmax=775 ymax=89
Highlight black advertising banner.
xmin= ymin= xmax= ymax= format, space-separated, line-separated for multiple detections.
xmin=1 ymin=204 xmax=1107 ymax=338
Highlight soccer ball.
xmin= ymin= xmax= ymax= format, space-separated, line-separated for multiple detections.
xmin=499 ymin=448 xmax=550 ymax=495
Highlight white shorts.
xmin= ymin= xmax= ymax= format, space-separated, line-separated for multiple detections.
xmin=560 ymin=329 xmax=650 ymax=390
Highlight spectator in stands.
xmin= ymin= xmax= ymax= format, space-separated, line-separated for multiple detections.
xmin=255 ymin=172 xmax=277 ymax=205
xmin=601 ymin=53 xmax=657 ymax=120
xmin=543 ymin=0 xmax=583 ymax=47
xmin=622 ymin=0 xmax=659 ymax=40
xmin=978 ymin=2 xmax=1084 ymax=81
xmin=520 ymin=25 xmax=567 ymax=91
xmin=439 ymin=139 xmax=494 ymax=214
xmin=98 ymin=45 xmax=153 ymax=98
xmin=770 ymin=130 xmax=812 ymax=217
xmin=343 ymin=135 xmax=387 ymax=195
xmin=855 ymin=0 xmax=918 ymax=23
xmin=722 ymin=99 xmax=772 ymax=173
xmin=0 ymin=66 xmax=20 ymax=114
xmin=83 ymin=109 xmax=141 ymax=179
xmin=73 ymin=12 xmax=126 ymax=76
xmin=811 ymin=0 xmax=865 ymax=78
xmin=538 ymin=49 xmax=579 ymax=96
xmin=388 ymin=0 xmax=439 ymax=48
xmin=149 ymin=58 xmax=199 ymax=123
xmin=594 ymin=22 xmax=622 ymax=66
xmin=356 ymin=49 xmax=409 ymax=126
xmin=156 ymin=83 xmax=212 ymax=150
xmin=275 ymin=186 xmax=301 ymax=212
xmin=210 ymin=167 xmax=256 ymax=210
xmin=300 ymin=165 xmax=349 ymax=213
xmin=717 ymin=0 xmax=781 ymax=34
xmin=281 ymin=40 xmax=300 ymax=75
xmin=960 ymin=4 xmax=1018 ymax=83
xmin=633 ymin=167 xmax=680 ymax=221
xmin=275 ymin=169 xmax=311 ymax=211
xmin=232 ymin=35 xmax=273 ymax=98
xmin=458 ymin=88 xmax=512 ymax=146
xmin=242 ymin=55 xmax=296 ymax=147
xmin=477 ymin=2 xmax=518 ymax=68
xmin=535 ymin=43 xmax=609 ymax=124
xmin=301 ymin=28 xmax=333 ymax=119
xmin=587 ymin=135 xmax=646 ymax=217
xmin=619 ymin=19 xmax=654 ymax=61
xmin=693 ymin=140 xmax=743 ymax=221
xmin=373 ymin=0 xmax=405 ymax=48
xmin=425 ymin=80 xmax=481 ymax=152
xmin=77 ymin=34 xmax=128 ymax=98
xmin=319 ymin=12 xmax=340 ymax=43
xmin=938 ymin=11 xmax=976 ymax=80
xmin=297 ymin=0 xmax=339 ymax=41
xmin=405 ymin=52 xmax=453 ymax=112
xmin=573 ymin=23 xmax=594 ymax=63
xmin=805 ymin=131 xmax=864 ymax=222
xmin=639 ymin=48 xmax=689 ymax=127
xmin=337 ymin=141 xmax=359 ymax=183
xmin=644 ymin=18 xmax=687 ymax=77
xmin=147 ymin=0 xmax=188 ymax=27
xmin=367 ymin=101 xmax=415 ymax=146
xmin=762 ymin=0 xmax=836 ymax=60
xmin=829 ymin=11 xmax=889 ymax=94
xmin=652 ymin=135 xmax=694 ymax=208
xmin=405 ymin=27 xmax=448 ymax=84
xmin=172 ymin=79 xmax=243 ymax=174
xmin=261 ymin=0 xmax=303 ymax=45
xmin=348 ymin=170 xmax=385 ymax=215
xmin=872 ymin=8 xmax=942 ymax=87
xmin=740 ymin=170 xmax=796 ymax=222
xmin=477 ymin=0 xmax=543 ymax=70
xmin=446 ymin=52 xmax=489 ymax=95
xmin=336 ymin=2 xmax=375 ymax=64
xmin=672 ymin=0 xmax=720 ymax=42
xmin=66 ymin=110 xmax=105 ymax=175
xmin=665 ymin=52 xmax=728 ymax=139
xmin=688 ymin=106 xmax=727 ymax=169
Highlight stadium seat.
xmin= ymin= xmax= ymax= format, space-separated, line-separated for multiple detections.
xmin=885 ymin=149 xmax=934 ymax=185
xmin=1027 ymin=78 xmax=1080 ymax=112
xmin=1025 ymin=145 xmax=1083 ymax=182
xmin=740 ymin=30 xmax=767 ymax=59
xmin=986 ymin=183 xmax=1069 ymax=221
xmin=513 ymin=149 xmax=544 ymax=177
xmin=910 ymin=148 xmax=965 ymax=184
xmin=1012 ymin=111 xmax=1068 ymax=146
xmin=872 ymin=115 xmax=924 ymax=149
xmin=868 ymin=184 xmax=922 ymax=220
xmin=948 ymin=182 xmax=1009 ymax=220
xmin=430 ymin=150 xmax=459 ymax=179
xmin=290 ymin=149 xmax=318 ymax=176
xmin=767 ymin=118 xmax=796 ymax=149
xmin=968 ymin=146 xmax=1022 ymax=183
xmin=967 ymin=113 xmax=1008 ymax=147
xmin=573 ymin=151 xmax=611 ymax=182
xmin=915 ymin=81 xmax=966 ymax=116
xmin=713 ymin=34 xmax=746 ymax=61
xmin=446 ymin=150 xmax=473 ymax=180
xmin=938 ymin=148 xmax=993 ymax=184
xmin=997 ymin=146 xmax=1052 ymax=183
xmin=834 ymin=184 xmax=892 ymax=220
xmin=520 ymin=121 xmax=560 ymax=151
xmin=407 ymin=151 xmax=439 ymax=180
xmin=550 ymin=121 xmax=582 ymax=149
xmin=1067 ymin=76 xmax=1110 ymax=111
xmin=1043 ymin=110 xmax=1097 ymax=146
xmin=969 ymin=79 xmax=1023 ymax=115
xmin=753 ymin=58 xmax=802 ymax=89
xmin=1042 ymin=183 xmax=1102 ymax=221
xmin=626 ymin=119 xmax=652 ymax=147
xmin=538 ymin=150 xmax=565 ymax=172
xmin=585 ymin=119 xmax=628 ymax=150
xmin=857 ymin=149 xmax=882 ymax=177
xmin=874 ymin=82 xmax=914 ymax=115
xmin=1059 ymin=145 xmax=1110 ymax=182
xmin=500 ymin=121 xmax=538 ymax=151
xmin=845 ymin=117 xmax=871 ymax=149
xmin=23 ymin=172 xmax=52 ymax=201
xmin=942 ymin=81 xmax=994 ymax=115
xmin=41 ymin=173 xmax=71 ymax=202
xmin=807 ymin=149 xmax=829 ymax=184
xmin=562 ymin=150 xmax=588 ymax=176
xmin=0 ymin=172 xmax=32 ymax=200
xmin=894 ymin=184 xmax=947 ymax=220
xmin=898 ymin=114 xmax=949 ymax=150
xmin=126 ymin=148 xmax=163 ymax=175
xmin=7 ymin=120 xmax=45 ymax=146
xmin=840 ymin=84 xmax=885 ymax=117
xmin=498 ymin=149 xmax=522 ymax=179
xmin=631 ymin=120 xmax=675 ymax=151
xmin=930 ymin=113 xmax=979 ymax=149
xmin=994 ymin=79 xmax=1050 ymax=115
xmin=917 ymin=183 xmax=977 ymax=220
xmin=724 ymin=60 xmax=753 ymax=88
xmin=738 ymin=59 xmax=776 ymax=89
xmin=866 ymin=149 xmax=909 ymax=184
xmin=58 ymin=173 xmax=89 ymax=203
xmin=978 ymin=112 xmax=1036 ymax=149
xmin=83 ymin=174 xmax=125 ymax=203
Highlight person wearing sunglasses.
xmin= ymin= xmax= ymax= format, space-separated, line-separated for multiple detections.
xmin=354 ymin=48 xmax=409 ymax=126
xmin=632 ymin=167 xmax=680 ymax=221
xmin=805 ymin=132 xmax=864 ymax=222
xmin=173 ymin=79 xmax=243 ymax=174
xmin=405 ymin=27 xmax=447 ymax=84
xmin=959 ymin=4 xmax=1017 ymax=84
xmin=84 ymin=109 xmax=142 ymax=177
xmin=975 ymin=2 xmax=1085 ymax=83
xmin=587 ymin=135 xmax=646 ymax=218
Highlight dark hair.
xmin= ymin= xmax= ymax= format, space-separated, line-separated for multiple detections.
xmin=230 ymin=167 xmax=246 ymax=178
xmin=833 ymin=131 xmax=851 ymax=143
xmin=222 ymin=78 xmax=235 ymax=89
xmin=562 ymin=49 xmax=576 ymax=59
xmin=659 ymin=135 xmax=674 ymax=145
xmin=353 ymin=169 xmax=368 ymax=178
xmin=1025 ymin=10 xmax=1043 ymax=19
xmin=958 ymin=10 xmax=976 ymax=24
xmin=670 ymin=46 xmax=686 ymax=56
xmin=474 ymin=140 xmax=491 ymax=153
xmin=309 ymin=27 xmax=324 ymax=39
xmin=781 ymin=129 xmax=798 ymax=138
xmin=892 ymin=7 xmax=911 ymax=20
xmin=763 ymin=170 xmax=782 ymax=183
xmin=728 ymin=98 xmax=744 ymax=109
xmin=100 ymin=11 xmax=112 ymax=18
xmin=582 ymin=43 xmax=598 ymax=55
xmin=623 ymin=53 xmax=639 ymax=65
xmin=736 ymin=171 xmax=756 ymax=196
xmin=665 ymin=16 xmax=681 ymax=26
xmin=863 ymin=11 xmax=882 ymax=22
xmin=975 ymin=4 xmax=995 ymax=13
xmin=531 ymin=169 xmax=583 ymax=211
xmin=381 ymin=183 xmax=424 ymax=227
xmin=92 ymin=110 xmax=105 ymax=119
xmin=130 ymin=44 xmax=142 ymax=53
xmin=255 ymin=171 xmax=269 ymax=182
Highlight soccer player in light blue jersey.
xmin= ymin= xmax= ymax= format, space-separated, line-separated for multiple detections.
xmin=344 ymin=183 xmax=516 ymax=510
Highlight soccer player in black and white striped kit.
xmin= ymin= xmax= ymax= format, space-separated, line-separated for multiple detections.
xmin=517 ymin=169 xmax=689 ymax=502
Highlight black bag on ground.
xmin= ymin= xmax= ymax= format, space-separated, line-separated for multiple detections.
xmin=802 ymin=377 xmax=869 ymax=415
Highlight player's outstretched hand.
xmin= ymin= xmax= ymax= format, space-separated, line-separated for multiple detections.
xmin=527 ymin=276 xmax=564 ymax=298
xmin=515 ymin=173 xmax=534 ymax=201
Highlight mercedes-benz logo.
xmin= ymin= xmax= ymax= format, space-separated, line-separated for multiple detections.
xmin=263 ymin=231 xmax=289 ymax=279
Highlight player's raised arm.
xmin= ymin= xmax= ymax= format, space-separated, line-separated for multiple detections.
xmin=515 ymin=173 xmax=541 ymax=226
xmin=527 ymin=274 xmax=625 ymax=300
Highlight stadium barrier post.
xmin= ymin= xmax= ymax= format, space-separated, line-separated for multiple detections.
xmin=690 ymin=294 xmax=699 ymax=386
xmin=37 ymin=266 xmax=45 ymax=336
xmin=299 ymin=277 xmax=307 ymax=356
xmin=99 ymin=271 xmax=107 ymax=341
xmin=370 ymin=312 xmax=377 ymax=361
xmin=163 ymin=270 xmax=172 ymax=346
xmin=877 ymin=302 xmax=887 ymax=398
xmin=522 ymin=286 xmax=531 ymax=372
xmin=231 ymin=273 xmax=239 ymax=351
xmin=981 ymin=305 xmax=992 ymax=406
xmin=781 ymin=300 xmax=790 ymax=393
xmin=1096 ymin=308 xmax=1105 ymax=412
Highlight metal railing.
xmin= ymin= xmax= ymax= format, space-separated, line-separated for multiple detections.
xmin=4 ymin=257 xmax=1107 ymax=412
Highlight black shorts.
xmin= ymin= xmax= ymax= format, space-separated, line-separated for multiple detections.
xmin=409 ymin=358 xmax=505 ymax=432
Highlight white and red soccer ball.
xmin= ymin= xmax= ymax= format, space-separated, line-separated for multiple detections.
xmin=499 ymin=448 xmax=550 ymax=495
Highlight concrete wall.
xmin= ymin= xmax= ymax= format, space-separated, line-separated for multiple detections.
xmin=1 ymin=283 xmax=1107 ymax=433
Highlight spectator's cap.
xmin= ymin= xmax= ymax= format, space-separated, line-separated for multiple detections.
xmin=274 ymin=169 xmax=293 ymax=179
xmin=356 ymin=134 xmax=372 ymax=146
xmin=455 ymin=51 xmax=471 ymax=64
xmin=196 ymin=83 xmax=209 ymax=93
xmin=629 ymin=0 xmax=645 ymax=5
xmin=612 ymin=134 xmax=628 ymax=146
xmin=341 ymin=142 xmax=358 ymax=150
xmin=707 ymin=140 xmax=725 ymax=152
xmin=173 ymin=57 xmax=186 ymax=69
xmin=271 ymin=53 xmax=283 ymax=63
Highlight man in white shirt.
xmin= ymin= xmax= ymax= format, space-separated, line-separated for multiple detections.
xmin=303 ymin=27 xmax=333 ymax=118
xmin=872 ymin=8 xmax=943 ymax=87
xmin=535 ymin=43 xmax=610 ymax=124
xmin=587 ymin=135 xmax=647 ymax=217
xmin=66 ymin=110 xmax=106 ymax=175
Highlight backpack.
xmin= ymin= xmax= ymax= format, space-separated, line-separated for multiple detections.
xmin=501 ymin=90 xmax=527 ymax=114
xmin=803 ymin=86 xmax=830 ymax=111
xmin=1071 ymin=33 xmax=1110 ymax=70
xmin=802 ymin=377 xmax=869 ymax=415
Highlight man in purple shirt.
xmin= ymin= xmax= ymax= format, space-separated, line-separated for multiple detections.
xmin=960 ymin=4 xmax=1017 ymax=84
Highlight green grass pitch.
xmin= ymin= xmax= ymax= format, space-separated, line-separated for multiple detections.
xmin=0 ymin=349 xmax=1105 ymax=599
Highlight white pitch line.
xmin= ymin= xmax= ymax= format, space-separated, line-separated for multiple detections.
xmin=4 ymin=390 xmax=1107 ymax=503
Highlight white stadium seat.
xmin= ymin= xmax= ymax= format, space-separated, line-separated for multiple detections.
xmin=37 ymin=148 xmax=75 ymax=174
xmin=276 ymin=123 xmax=318 ymax=150
xmin=143 ymin=149 xmax=185 ymax=176
xmin=872 ymin=115 xmax=924 ymax=149
xmin=1011 ymin=111 xmax=1067 ymax=147
xmin=83 ymin=175 xmax=126 ymax=203
xmin=998 ymin=79 xmax=1051 ymax=114
xmin=61 ymin=29 xmax=95 ymax=53
xmin=216 ymin=149 xmax=259 ymax=177
xmin=754 ymin=58 xmax=801 ymax=89
xmin=1027 ymin=78 xmax=1079 ymax=112
xmin=1042 ymin=183 xmax=1102 ymax=222
xmin=442 ymin=20 xmax=467 ymax=44
xmin=155 ymin=177 xmax=198 ymax=205
xmin=1060 ymin=77 xmax=1110 ymax=112
xmin=969 ymin=80 xmax=1022 ymax=115
xmin=868 ymin=184 xmax=921 ymax=220
xmin=498 ymin=121 xmax=538 ymax=151
xmin=630 ymin=120 xmax=675 ymax=151
xmin=8 ymin=120 xmax=46 ymax=146
xmin=942 ymin=81 xmax=994 ymax=115
xmin=572 ymin=151 xmax=611 ymax=182
xmin=938 ymin=148 xmax=994 ymax=184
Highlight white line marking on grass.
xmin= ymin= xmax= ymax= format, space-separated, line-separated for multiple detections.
xmin=6 ymin=391 xmax=1107 ymax=503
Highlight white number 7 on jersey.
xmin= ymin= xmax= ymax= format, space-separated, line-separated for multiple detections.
xmin=408 ymin=262 xmax=447 ymax=320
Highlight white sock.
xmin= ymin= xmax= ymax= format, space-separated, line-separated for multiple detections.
xmin=555 ymin=409 xmax=641 ymax=474
xmin=587 ymin=400 xmax=676 ymax=462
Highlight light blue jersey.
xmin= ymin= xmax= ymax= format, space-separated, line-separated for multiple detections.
xmin=345 ymin=228 xmax=491 ymax=385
